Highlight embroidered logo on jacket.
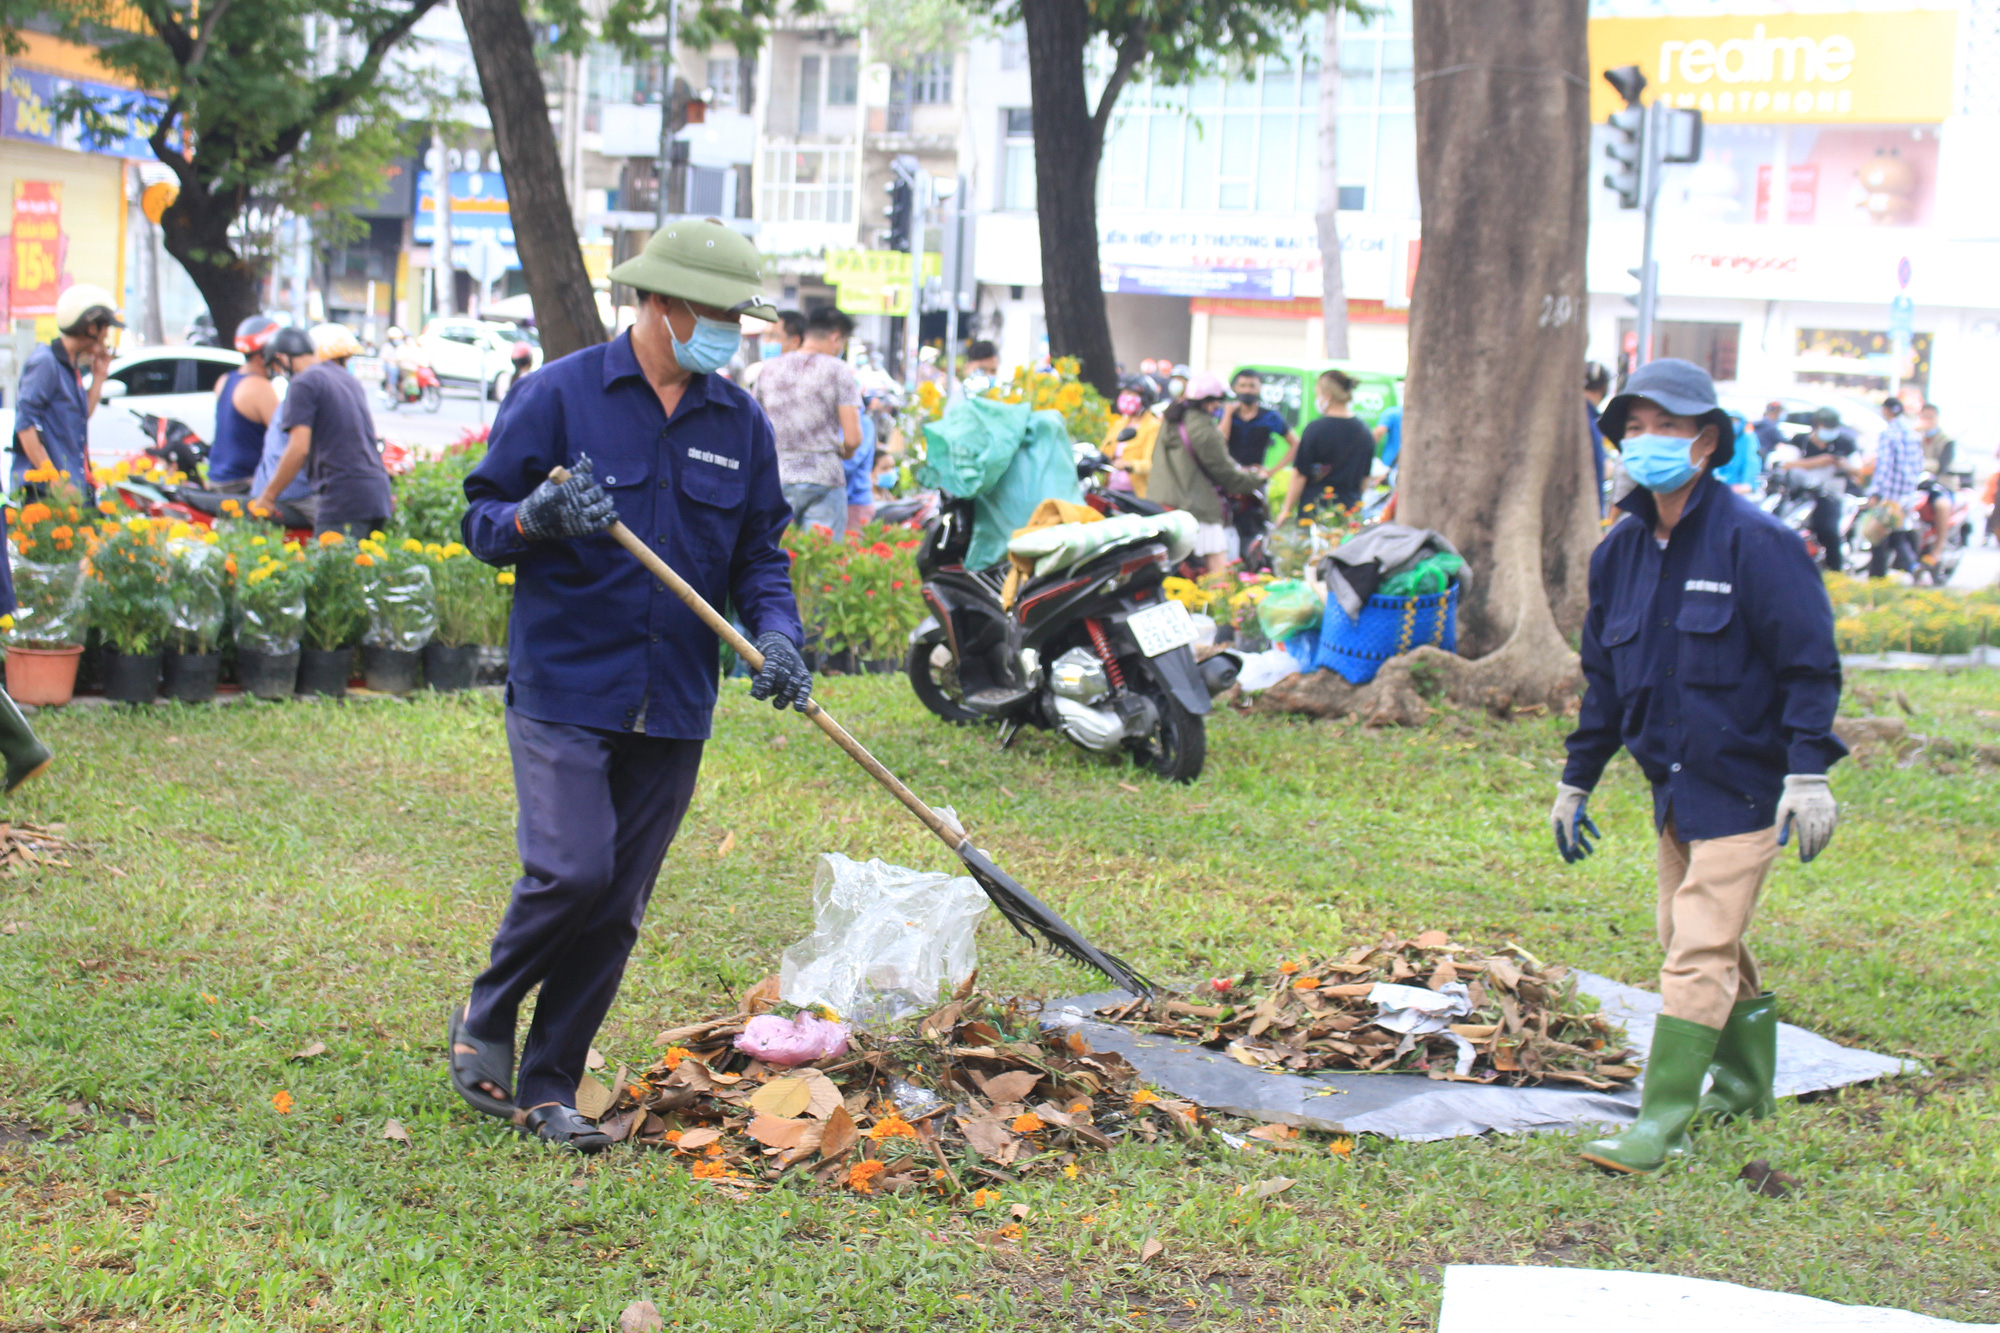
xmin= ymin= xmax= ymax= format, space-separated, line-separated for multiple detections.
xmin=1685 ymin=579 xmax=1732 ymax=594
xmin=687 ymin=447 xmax=740 ymax=470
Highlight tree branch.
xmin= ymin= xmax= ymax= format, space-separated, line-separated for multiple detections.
xmin=133 ymin=0 xmax=194 ymax=68
xmin=145 ymin=94 xmax=195 ymax=189
xmin=266 ymin=0 xmax=443 ymax=164
xmin=185 ymin=0 xmax=234 ymax=75
xmin=1090 ymin=22 xmax=1147 ymax=145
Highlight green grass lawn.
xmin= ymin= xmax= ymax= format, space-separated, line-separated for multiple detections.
xmin=3 ymin=671 xmax=1997 ymax=1331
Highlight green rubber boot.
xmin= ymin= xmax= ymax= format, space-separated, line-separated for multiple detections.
xmin=1580 ymin=1015 xmax=1721 ymax=1174
xmin=0 ymin=685 xmax=53 ymax=794
xmin=1698 ymin=992 xmax=1778 ymax=1122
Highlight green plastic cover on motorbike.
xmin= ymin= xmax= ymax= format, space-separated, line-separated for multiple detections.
xmin=917 ymin=397 xmax=1082 ymax=571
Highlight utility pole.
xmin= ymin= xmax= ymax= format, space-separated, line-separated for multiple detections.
xmin=1602 ymin=67 xmax=1701 ymax=373
xmin=431 ymin=134 xmax=455 ymax=318
xmin=654 ymin=0 xmax=678 ymax=231
xmin=893 ymin=155 xmax=926 ymax=395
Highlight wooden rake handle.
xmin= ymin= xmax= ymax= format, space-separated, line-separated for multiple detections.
xmin=547 ymin=466 xmax=969 ymax=853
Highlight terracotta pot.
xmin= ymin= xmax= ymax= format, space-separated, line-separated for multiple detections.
xmin=4 ymin=645 xmax=84 ymax=707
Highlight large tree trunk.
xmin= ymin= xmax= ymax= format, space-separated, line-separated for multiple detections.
xmin=458 ymin=0 xmax=606 ymax=360
xmin=1020 ymin=0 xmax=1118 ymax=398
xmin=159 ymin=180 xmax=262 ymax=346
xmin=1316 ymin=13 xmax=1349 ymax=359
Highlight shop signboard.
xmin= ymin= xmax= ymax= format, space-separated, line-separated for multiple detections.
xmin=1 ymin=62 xmax=160 ymax=158
xmin=9 ymin=180 xmax=62 ymax=319
xmin=1587 ymin=9 xmax=1956 ymax=124
xmin=415 ymin=171 xmax=514 ymax=245
xmin=827 ymin=248 xmax=939 ymax=316
xmin=1092 ymin=211 xmax=1414 ymax=304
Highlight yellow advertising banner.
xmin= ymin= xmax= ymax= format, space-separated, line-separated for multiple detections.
xmin=827 ymin=249 xmax=941 ymax=316
xmin=1588 ymin=10 xmax=1956 ymax=124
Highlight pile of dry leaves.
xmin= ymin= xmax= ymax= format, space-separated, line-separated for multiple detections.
xmin=0 ymin=822 xmax=76 ymax=874
xmin=578 ymin=979 xmax=1202 ymax=1196
xmin=1094 ymin=931 xmax=1637 ymax=1090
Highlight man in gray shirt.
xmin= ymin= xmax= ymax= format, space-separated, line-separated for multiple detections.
xmin=751 ymin=307 xmax=861 ymax=532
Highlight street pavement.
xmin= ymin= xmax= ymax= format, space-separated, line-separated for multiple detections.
xmin=1949 ymin=543 xmax=2000 ymax=589
xmin=352 ymin=356 xmax=506 ymax=457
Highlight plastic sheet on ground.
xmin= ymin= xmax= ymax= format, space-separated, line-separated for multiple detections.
xmin=1234 ymin=649 xmax=1304 ymax=694
xmin=779 ymin=853 xmax=988 ymax=1027
xmin=1437 ymin=1265 xmax=1993 ymax=1332
xmin=1006 ymin=510 xmax=1197 ymax=577
xmin=1041 ymin=972 xmax=1912 ymax=1141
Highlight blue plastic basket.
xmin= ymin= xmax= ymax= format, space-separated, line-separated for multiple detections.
xmin=1312 ymin=585 xmax=1459 ymax=684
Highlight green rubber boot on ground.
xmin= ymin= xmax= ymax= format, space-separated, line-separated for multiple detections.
xmin=0 ymin=686 xmax=53 ymax=794
xmin=1580 ymin=1015 xmax=1721 ymax=1174
xmin=1699 ymin=992 xmax=1778 ymax=1122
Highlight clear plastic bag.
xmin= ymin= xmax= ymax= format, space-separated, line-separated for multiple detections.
xmin=779 ymin=852 xmax=990 ymax=1027
xmin=166 ymin=538 xmax=228 ymax=653
xmin=235 ymin=563 xmax=307 ymax=656
xmin=5 ymin=556 xmax=86 ymax=649
xmin=363 ymin=561 xmax=437 ymax=651
xmin=1255 ymin=578 xmax=1324 ymax=641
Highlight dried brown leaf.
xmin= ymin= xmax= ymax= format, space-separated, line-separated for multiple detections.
xmin=382 ymin=1118 xmax=411 ymax=1143
xmin=1140 ymin=1237 xmax=1164 ymax=1262
xmin=585 ymin=1048 xmax=607 ymax=1071
xmin=717 ymin=830 xmax=737 ymax=857
xmin=747 ymin=1114 xmax=813 ymax=1149
xmin=818 ymin=1105 xmax=858 ymax=1160
xmin=574 ymin=1075 xmax=617 ymax=1120
xmin=676 ymin=1126 xmax=723 ymax=1151
xmin=748 ymin=1076 xmax=814 ymax=1119
xmin=977 ymin=1069 xmax=1041 ymax=1104
xmin=619 ymin=1300 xmax=665 ymax=1333
xmin=289 ymin=1041 xmax=326 ymax=1061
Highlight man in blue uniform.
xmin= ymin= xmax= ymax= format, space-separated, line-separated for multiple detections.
xmin=1550 ymin=359 xmax=1844 ymax=1175
xmin=449 ymin=219 xmax=813 ymax=1151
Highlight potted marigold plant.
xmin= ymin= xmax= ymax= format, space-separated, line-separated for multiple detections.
xmin=424 ymin=540 xmax=487 ymax=691
xmin=231 ymin=537 xmax=309 ymax=699
xmin=3 ymin=469 xmax=91 ymax=705
xmin=162 ymin=526 xmax=229 ymax=703
xmin=299 ymin=532 xmax=369 ymax=697
xmin=359 ymin=536 xmax=437 ymax=694
xmin=85 ymin=516 xmax=173 ymax=703
xmin=472 ymin=566 xmax=514 ymax=684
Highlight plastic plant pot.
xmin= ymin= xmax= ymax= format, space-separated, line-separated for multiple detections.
xmin=361 ymin=645 xmax=421 ymax=695
xmin=162 ymin=651 xmax=221 ymax=704
xmin=297 ymin=646 xmax=354 ymax=698
xmin=422 ymin=642 xmax=477 ymax=692
xmin=102 ymin=649 xmax=163 ymax=704
xmin=235 ymin=650 xmax=301 ymax=701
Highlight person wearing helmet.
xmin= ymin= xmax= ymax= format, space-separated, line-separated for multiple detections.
xmin=450 ymin=218 xmax=807 ymax=1154
xmin=1149 ymin=371 xmax=1267 ymax=574
xmin=11 ymin=284 xmax=124 ymax=503
xmin=1789 ymin=406 xmax=1858 ymax=572
xmin=1552 ymin=358 xmax=1843 ymax=1177
xmin=210 ymin=316 xmax=284 ymax=494
xmin=244 ymin=328 xmax=318 ymax=526
xmin=253 ymin=323 xmax=393 ymax=537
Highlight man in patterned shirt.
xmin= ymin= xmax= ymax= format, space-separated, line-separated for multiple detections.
xmin=752 ymin=307 xmax=861 ymax=532
xmin=1866 ymin=398 xmax=1924 ymax=578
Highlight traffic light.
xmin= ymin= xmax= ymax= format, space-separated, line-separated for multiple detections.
xmin=885 ymin=176 xmax=912 ymax=252
xmin=1659 ymin=107 xmax=1704 ymax=165
xmin=1602 ymin=65 xmax=1647 ymax=210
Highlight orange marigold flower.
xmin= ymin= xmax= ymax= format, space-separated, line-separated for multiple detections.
xmin=1010 ymin=1113 xmax=1044 ymax=1134
xmin=354 ymin=553 xmax=374 ymax=567
xmin=868 ymin=1114 xmax=917 ymax=1141
xmin=998 ymin=1223 xmax=1024 ymax=1241
xmin=271 ymin=1090 xmax=295 ymax=1114
xmin=19 ymin=503 xmax=51 ymax=526
xmin=662 ymin=1045 xmax=692 ymax=1069
xmin=1130 ymin=1088 xmax=1161 ymax=1107
xmin=1328 ymin=1137 xmax=1354 ymax=1157
xmin=1292 ymin=976 xmax=1321 ymax=990
xmin=690 ymin=1158 xmax=728 ymax=1179
xmin=971 ymin=1188 xmax=1000 ymax=1208
xmin=49 ymin=525 xmax=71 ymax=541
xmin=846 ymin=1159 xmax=885 ymax=1194
xmin=318 ymin=531 xmax=345 ymax=546
xmin=662 ymin=1129 xmax=684 ymax=1144
xmin=224 ymin=556 xmax=238 ymax=576
xmin=1277 ymin=961 xmax=1300 ymax=975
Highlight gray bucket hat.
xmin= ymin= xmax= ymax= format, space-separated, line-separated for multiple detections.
xmin=607 ymin=218 xmax=778 ymax=320
xmin=1600 ymin=358 xmax=1735 ymax=468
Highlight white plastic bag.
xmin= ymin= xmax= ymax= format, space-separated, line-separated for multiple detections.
xmin=779 ymin=852 xmax=989 ymax=1026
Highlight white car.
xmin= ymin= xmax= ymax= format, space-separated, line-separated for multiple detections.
xmin=416 ymin=319 xmax=541 ymax=399
xmin=90 ymin=344 xmax=245 ymax=466
xmin=1720 ymin=388 xmax=1887 ymax=452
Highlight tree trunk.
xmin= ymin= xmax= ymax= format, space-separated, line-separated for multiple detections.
xmin=458 ymin=0 xmax=606 ymax=360
xmin=1020 ymin=0 xmax=1118 ymax=398
xmin=159 ymin=181 xmax=262 ymax=346
xmin=1392 ymin=0 xmax=1597 ymax=713
xmin=1316 ymin=14 xmax=1349 ymax=360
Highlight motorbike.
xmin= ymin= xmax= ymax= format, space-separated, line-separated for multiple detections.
xmin=383 ymin=359 xmax=443 ymax=413
xmin=129 ymin=409 xmax=210 ymax=482
xmin=1073 ymin=446 xmax=1276 ymax=580
xmin=907 ymin=490 xmax=1241 ymax=784
xmin=111 ymin=412 xmax=314 ymax=542
xmin=1911 ymin=475 xmax=1971 ymax=585
xmin=874 ymin=489 xmax=940 ymax=529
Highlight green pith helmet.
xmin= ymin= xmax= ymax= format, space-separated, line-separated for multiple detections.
xmin=607 ymin=218 xmax=778 ymax=320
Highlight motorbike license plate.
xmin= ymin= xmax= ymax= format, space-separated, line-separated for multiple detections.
xmin=1128 ymin=600 xmax=1194 ymax=657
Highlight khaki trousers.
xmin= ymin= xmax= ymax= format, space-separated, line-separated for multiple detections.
xmin=1655 ymin=818 xmax=1780 ymax=1029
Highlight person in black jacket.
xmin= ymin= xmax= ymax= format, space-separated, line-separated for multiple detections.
xmin=1278 ymin=370 xmax=1375 ymax=522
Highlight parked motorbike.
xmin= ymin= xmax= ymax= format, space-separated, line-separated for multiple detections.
xmin=129 ymin=409 xmax=210 ymax=482
xmin=907 ymin=492 xmax=1238 ymax=783
xmin=1911 ymin=474 xmax=1972 ymax=585
xmin=112 ymin=412 xmax=313 ymax=542
xmin=383 ymin=360 xmax=443 ymax=413
xmin=874 ymin=489 xmax=940 ymax=529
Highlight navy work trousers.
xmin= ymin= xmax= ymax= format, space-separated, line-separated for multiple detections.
xmin=466 ymin=710 xmax=703 ymax=1110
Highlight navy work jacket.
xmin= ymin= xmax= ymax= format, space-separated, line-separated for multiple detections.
xmin=1562 ymin=470 xmax=1846 ymax=841
xmin=463 ymin=332 xmax=803 ymax=739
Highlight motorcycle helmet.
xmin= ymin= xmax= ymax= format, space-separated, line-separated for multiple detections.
xmin=268 ymin=325 xmax=314 ymax=375
xmin=308 ymin=322 xmax=363 ymax=362
xmin=384 ymin=325 xmax=405 ymax=341
xmin=235 ymin=314 xmax=280 ymax=359
xmin=1182 ymin=371 xmax=1229 ymax=404
xmin=1811 ymin=407 xmax=1841 ymax=429
xmin=55 ymin=284 xmax=125 ymax=337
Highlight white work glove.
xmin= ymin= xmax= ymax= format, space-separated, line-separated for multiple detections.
xmin=1550 ymin=782 xmax=1599 ymax=864
xmin=1775 ymin=773 xmax=1837 ymax=863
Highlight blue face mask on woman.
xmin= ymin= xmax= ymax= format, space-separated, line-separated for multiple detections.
xmin=668 ymin=300 xmax=741 ymax=374
xmin=1619 ymin=432 xmax=1707 ymax=493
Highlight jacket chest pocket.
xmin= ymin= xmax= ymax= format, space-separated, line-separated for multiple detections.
xmin=1602 ymin=613 xmax=1643 ymax=697
xmin=677 ymin=459 xmax=746 ymax=564
xmin=1676 ymin=596 xmax=1743 ymax=686
xmin=594 ymin=458 xmax=651 ymax=532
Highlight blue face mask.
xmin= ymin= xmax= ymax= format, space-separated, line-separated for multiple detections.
xmin=669 ymin=300 xmax=741 ymax=374
xmin=760 ymin=340 xmax=781 ymax=361
xmin=1620 ymin=432 xmax=1704 ymax=493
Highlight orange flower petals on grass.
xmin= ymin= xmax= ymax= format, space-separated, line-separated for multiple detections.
xmin=690 ymin=1159 xmax=729 ymax=1179
xmin=867 ymin=1114 xmax=917 ymax=1141
xmin=271 ymin=1091 xmax=294 ymax=1114
xmin=1010 ymin=1113 xmax=1045 ymax=1134
xmin=846 ymin=1160 xmax=885 ymax=1194
xmin=1130 ymin=1089 xmax=1161 ymax=1107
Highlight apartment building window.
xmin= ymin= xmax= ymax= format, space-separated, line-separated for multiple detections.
xmin=1000 ymin=23 xmax=1028 ymax=71
xmin=828 ymin=54 xmax=859 ymax=105
xmin=1002 ymin=108 xmax=1035 ymax=210
xmin=761 ymin=144 xmax=857 ymax=223
xmin=799 ymin=55 xmax=821 ymax=134
xmin=1331 ymin=3 xmax=1416 ymax=216
xmin=892 ymin=54 xmax=953 ymax=106
xmin=706 ymin=58 xmax=739 ymax=105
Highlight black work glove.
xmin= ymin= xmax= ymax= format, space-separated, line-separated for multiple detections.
xmin=749 ymin=632 xmax=812 ymax=712
xmin=515 ymin=455 xmax=616 ymax=541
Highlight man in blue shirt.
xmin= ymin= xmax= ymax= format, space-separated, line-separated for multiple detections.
xmin=1373 ymin=403 xmax=1403 ymax=468
xmin=450 ymin=219 xmax=811 ymax=1152
xmin=11 ymin=284 xmax=121 ymax=503
xmin=842 ymin=393 xmax=878 ymax=531
xmin=1865 ymin=398 xmax=1924 ymax=579
xmin=1550 ymin=359 xmax=1844 ymax=1176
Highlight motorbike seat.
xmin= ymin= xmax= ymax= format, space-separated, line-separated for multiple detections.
xmin=1013 ymin=538 xmax=1170 ymax=608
